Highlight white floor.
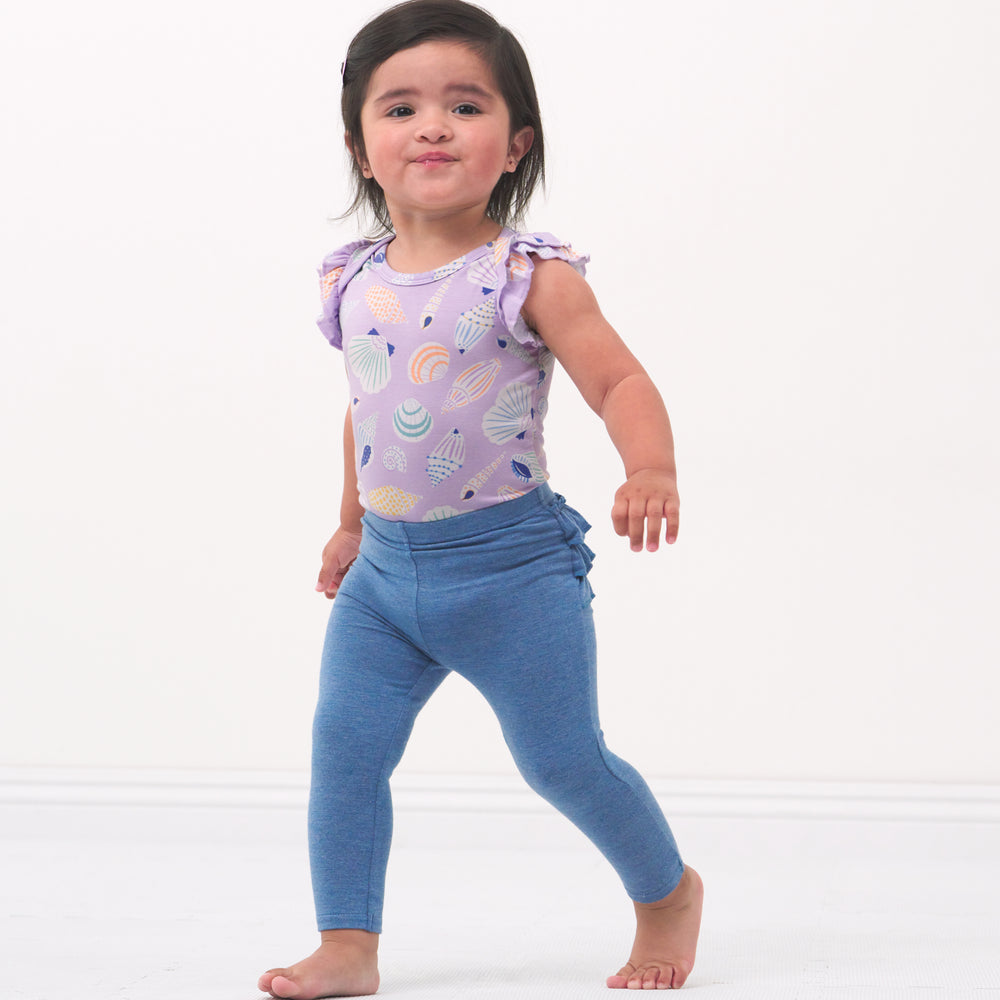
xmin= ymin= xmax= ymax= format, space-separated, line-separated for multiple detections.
xmin=2 ymin=797 xmax=999 ymax=999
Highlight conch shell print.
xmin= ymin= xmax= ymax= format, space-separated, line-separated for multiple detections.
xmin=426 ymin=428 xmax=465 ymax=486
xmin=442 ymin=359 xmax=501 ymax=413
xmin=460 ymin=453 xmax=506 ymax=502
xmin=357 ymin=413 xmax=377 ymax=470
xmin=347 ymin=330 xmax=395 ymax=394
xmin=482 ymin=382 xmax=534 ymax=444
xmin=367 ymin=485 xmax=422 ymax=517
xmin=418 ymin=275 xmax=455 ymax=329
xmin=454 ymin=297 xmax=497 ymax=354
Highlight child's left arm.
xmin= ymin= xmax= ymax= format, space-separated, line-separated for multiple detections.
xmin=521 ymin=258 xmax=679 ymax=552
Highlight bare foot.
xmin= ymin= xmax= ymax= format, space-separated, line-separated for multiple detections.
xmin=607 ymin=866 xmax=703 ymax=990
xmin=258 ymin=929 xmax=380 ymax=999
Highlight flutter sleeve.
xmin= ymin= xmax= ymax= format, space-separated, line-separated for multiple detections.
xmin=496 ymin=232 xmax=590 ymax=349
xmin=316 ymin=239 xmax=374 ymax=349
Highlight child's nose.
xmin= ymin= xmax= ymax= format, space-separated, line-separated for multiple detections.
xmin=415 ymin=114 xmax=452 ymax=143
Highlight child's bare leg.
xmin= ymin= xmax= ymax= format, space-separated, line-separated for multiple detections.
xmin=607 ymin=866 xmax=703 ymax=990
xmin=258 ymin=929 xmax=380 ymax=999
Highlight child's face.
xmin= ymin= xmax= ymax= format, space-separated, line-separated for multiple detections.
xmin=353 ymin=40 xmax=533 ymax=226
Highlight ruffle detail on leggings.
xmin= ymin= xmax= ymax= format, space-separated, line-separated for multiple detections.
xmin=551 ymin=493 xmax=596 ymax=579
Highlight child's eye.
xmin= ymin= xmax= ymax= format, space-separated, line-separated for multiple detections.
xmin=386 ymin=106 xmax=414 ymax=118
xmin=454 ymin=103 xmax=480 ymax=115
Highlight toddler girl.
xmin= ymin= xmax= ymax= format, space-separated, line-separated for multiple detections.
xmin=260 ymin=1 xmax=703 ymax=994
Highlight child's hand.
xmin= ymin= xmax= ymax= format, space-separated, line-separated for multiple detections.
xmin=315 ymin=528 xmax=363 ymax=599
xmin=612 ymin=469 xmax=680 ymax=552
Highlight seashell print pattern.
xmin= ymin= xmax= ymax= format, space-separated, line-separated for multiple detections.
xmin=392 ymin=398 xmax=433 ymax=441
xmin=325 ymin=231 xmax=585 ymax=520
xmin=467 ymin=257 xmax=497 ymax=294
xmin=510 ymin=452 xmax=547 ymax=484
xmin=497 ymin=485 xmax=527 ymax=502
xmin=382 ymin=445 xmax=406 ymax=472
xmin=358 ymin=413 xmax=378 ymax=470
xmin=460 ymin=453 xmax=505 ymax=502
xmin=347 ymin=330 xmax=395 ymax=394
xmin=408 ymin=342 xmax=450 ymax=385
xmin=365 ymin=284 xmax=407 ymax=323
xmin=419 ymin=275 xmax=455 ymax=328
xmin=422 ymin=505 xmax=460 ymax=521
xmin=482 ymin=382 xmax=534 ymax=444
xmin=442 ymin=358 xmax=501 ymax=413
xmin=454 ymin=297 xmax=497 ymax=354
xmin=426 ymin=428 xmax=465 ymax=486
xmin=320 ymin=265 xmax=344 ymax=303
xmin=368 ymin=485 xmax=422 ymax=517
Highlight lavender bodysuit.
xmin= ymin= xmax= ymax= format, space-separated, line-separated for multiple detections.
xmin=318 ymin=230 xmax=588 ymax=522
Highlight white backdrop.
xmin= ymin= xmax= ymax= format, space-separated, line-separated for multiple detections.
xmin=2 ymin=0 xmax=997 ymax=784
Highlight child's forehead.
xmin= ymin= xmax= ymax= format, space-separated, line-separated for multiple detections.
xmin=365 ymin=39 xmax=499 ymax=100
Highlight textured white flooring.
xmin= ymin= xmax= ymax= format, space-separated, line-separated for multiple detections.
xmin=2 ymin=799 xmax=999 ymax=999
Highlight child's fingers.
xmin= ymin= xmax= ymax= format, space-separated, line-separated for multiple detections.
xmin=645 ymin=504 xmax=664 ymax=552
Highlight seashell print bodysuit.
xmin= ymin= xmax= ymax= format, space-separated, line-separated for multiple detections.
xmin=317 ymin=230 xmax=588 ymax=522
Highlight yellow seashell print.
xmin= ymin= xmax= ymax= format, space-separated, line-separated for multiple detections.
xmin=367 ymin=485 xmax=422 ymax=517
xmin=365 ymin=284 xmax=407 ymax=323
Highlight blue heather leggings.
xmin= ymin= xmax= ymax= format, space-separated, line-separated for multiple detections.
xmin=308 ymin=483 xmax=684 ymax=933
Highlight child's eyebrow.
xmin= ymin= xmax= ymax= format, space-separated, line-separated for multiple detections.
xmin=371 ymin=82 xmax=496 ymax=105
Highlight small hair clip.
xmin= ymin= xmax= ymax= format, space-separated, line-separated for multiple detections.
xmin=340 ymin=59 xmax=347 ymax=80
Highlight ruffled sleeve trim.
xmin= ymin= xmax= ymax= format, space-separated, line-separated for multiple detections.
xmin=316 ymin=239 xmax=384 ymax=349
xmin=496 ymin=231 xmax=590 ymax=350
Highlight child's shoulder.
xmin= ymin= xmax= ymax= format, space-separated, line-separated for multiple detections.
xmin=504 ymin=230 xmax=588 ymax=269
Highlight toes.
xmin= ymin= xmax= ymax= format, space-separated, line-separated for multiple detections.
xmin=269 ymin=975 xmax=302 ymax=999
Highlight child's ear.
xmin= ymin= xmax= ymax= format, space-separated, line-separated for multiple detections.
xmin=345 ymin=133 xmax=373 ymax=178
xmin=505 ymin=126 xmax=534 ymax=172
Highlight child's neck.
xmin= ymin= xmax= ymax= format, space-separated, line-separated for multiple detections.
xmin=384 ymin=212 xmax=504 ymax=274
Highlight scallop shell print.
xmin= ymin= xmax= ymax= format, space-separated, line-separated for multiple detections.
xmin=426 ymin=428 xmax=465 ymax=485
xmin=365 ymin=284 xmax=407 ymax=323
xmin=419 ymin=275 xmax=455 ymax=329
xmin=423 ymin=505 xmax=460 ymax=521
xmin=347 ymin=330 xmax=395 ymax=394
xmin=357 ymin=413 xmax=378 ymax=470
xmin=482 ymin=382 xmax=534 ymax=444
xmin=442 ymin=358 xmax=501 ymax=413
xmin=497 ymin=485 xmax=527 ymax=502
xmin=392 ymin=398 xmax=433 ymax=442
xmin=460 ymin=453 xmax=505 ymax=502
xmin=454 ymin=297 xmax=497 ymax=354
xmin=467 ymin=257 xmax=497 ymax=294
xmin=408 ymin=342 xmax=450 ymax=385
xmin=368 ymin=485 xmax=422 ymax=517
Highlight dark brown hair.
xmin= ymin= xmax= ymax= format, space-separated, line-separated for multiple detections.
xmin=340 ymin=0 xmax=545 ymax=235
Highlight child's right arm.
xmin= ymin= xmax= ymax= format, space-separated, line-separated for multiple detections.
xmin=315 ymin=406 xmax=365 ymax=600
